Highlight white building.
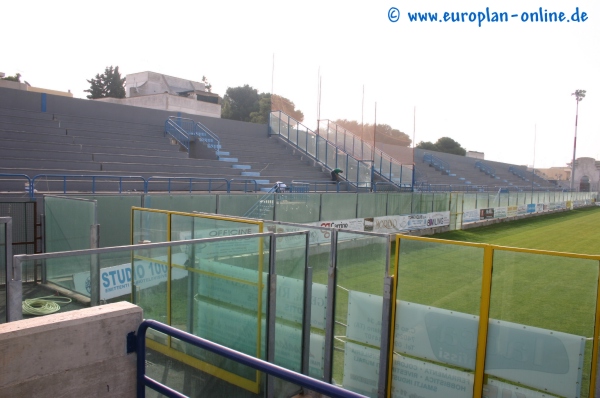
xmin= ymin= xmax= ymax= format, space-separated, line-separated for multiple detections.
xmin=97 ymin=71 xmax=221 ymax=118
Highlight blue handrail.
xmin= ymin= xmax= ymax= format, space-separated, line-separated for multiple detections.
xmin=423 ymin=153 xmax=450 ymax=174
xmin=320 ymin=119 xmax=413 ymax=188
xmin=30 ymin=174 xmax=146 ymax=198
xmin=167 ymin=116 xmax=221 ymax=155
xmin=164 ymin=119 xmax=190 ymax=151
xmin=145 ymin=177 xmax=230 ymax=193
xmin=0 ymin=173 xmax=32 ymax=194
xmin=135 ymin=319 xmax=368 ymax=398
xmin=229 ymin=179 xmax=259 ymax=193
xmin=475 ymin=161 xmax=496 ymax=177
xmin=269 ymin=111 xmax=373 ymax=190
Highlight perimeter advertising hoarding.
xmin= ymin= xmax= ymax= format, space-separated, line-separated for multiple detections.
xmin=463 ymin=209 xmax=480 ymax=224
xmin=73 ymin=253 xmax=189 ymax=300
xmin=493 ymin=207 xmax=507 ymax=219
xmin=179 ymin=225 xmax=261 ymax=259
xmin=346 ymin=291 xmax=584 ymax=398
xmin=372 ymin=212 xmax=450 ymax=233
xmin=480 ymin=208 xmax=494 ymax=219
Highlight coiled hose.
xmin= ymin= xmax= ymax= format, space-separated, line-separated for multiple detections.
xmin=22 ymin=296 xmax=72 ymax=316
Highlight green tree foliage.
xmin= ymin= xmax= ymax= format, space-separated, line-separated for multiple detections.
xmin=271 ymin=94 xmax=303 ymax=122
xmin=1 ymin=73 xmax=21 ymax=82
xmin=221 ymin=85 xmax=303 ymax=124
xmin=417 ymin=137 xmax=466 ymax=156
xmin=334 ymin=119 xmax=411 ymax=147
xmin=202 ymin=76 xmax=212 ymax=93
xmin=84 ymin=66 xmax=126 ymax=99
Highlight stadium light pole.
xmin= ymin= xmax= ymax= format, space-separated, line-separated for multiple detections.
xmin=569 ymin=89 xmax=586 ymax=192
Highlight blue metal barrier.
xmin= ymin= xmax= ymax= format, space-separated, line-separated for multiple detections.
xmin=145 ymin=177 xmax=230 ymax=193
xmin=167 ymin=116 xmax=221 ymax=155
xmin=165 ymin=119 xmax=190 ymax=151
xmin=0 ymin=173 xmax=32 ymax=194
xmin=229 ymin=179 xmax=260 ymax=193
xmin=30 ymin=174 xmax=146 ymax=198
xmin=134 ymin=319 xmax=368 ymax=398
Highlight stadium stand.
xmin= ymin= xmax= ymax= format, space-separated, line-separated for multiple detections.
xmin=0 ymin=87 xmax=333 ymax=193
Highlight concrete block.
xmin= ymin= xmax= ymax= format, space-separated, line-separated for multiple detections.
xmin=0 ymin=302 xmax=142 ymax=398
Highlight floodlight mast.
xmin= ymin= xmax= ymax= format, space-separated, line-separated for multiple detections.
xmin=569 ymin=89 xmax=586 ymax=192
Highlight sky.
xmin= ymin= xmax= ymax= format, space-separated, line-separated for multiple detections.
xmin=2 ymin=0 xmax=599 ymax=169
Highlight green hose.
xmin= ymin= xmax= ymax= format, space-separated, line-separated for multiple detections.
xmin=22 ymin=296 xmax=72 ymax=316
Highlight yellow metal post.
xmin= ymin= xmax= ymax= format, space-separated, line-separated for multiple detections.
xmin=473 ymin=245 xmax=494 ymax=397
xmin=589 ymin=260 xmax=600 ymax=396
xmin=386 ymin=235 xmax=402 ymax=397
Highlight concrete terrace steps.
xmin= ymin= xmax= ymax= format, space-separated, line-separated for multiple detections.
xmin=414 ymin=148 xmax=557 ymax=189
xmin=0 ymin=120 xmax=166 ymax=143
xmin=0 ymin=107 xmax=163 ymax=133
xmin=0 ymin=137 xmax=189 ymax=158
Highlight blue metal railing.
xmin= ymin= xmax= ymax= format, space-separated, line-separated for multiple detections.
xmin=0 ymin=173 xmax=32 ymax=194
xmin=423 ymin=153 xmax=450 ymax=174
xmin=269 ymin=111 xmax=374 ymax=189
xmin=475 ymin=161 xmax=496 ymax=177
xmin=229 ymin=179 xmax=260 ymax=193
xmin=319 ymin=119 xmax=414 ymax=188
xmin=29 ymin=174 xmax=146 ymax=198
xmin=290 ymin=180 xmax=356 ymax=193
xmin=134 ymin=320 xmax=367 ymax=398
xmin=146 ymin=177 xmax=230 ymax=193
xmin=164 ymin=119 xmax=190 ymax=151
xmin=167 ymin=116 xmax=221 ymax=154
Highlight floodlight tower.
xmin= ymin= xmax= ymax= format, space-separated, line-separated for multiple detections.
xmin=570 ymin=89 xmax=586 ymax=192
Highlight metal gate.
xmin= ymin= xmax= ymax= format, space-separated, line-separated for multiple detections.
xmin=0 ymin=201 xmax=40 ymax=283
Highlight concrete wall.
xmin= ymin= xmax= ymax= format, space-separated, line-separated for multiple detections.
xmin=97 ymin=93 xmax=221 ymax=118
xmin=0 ymin=302 xmax=142 ymax=397
xmin=0 ymin=86 xmax=264 ymax=133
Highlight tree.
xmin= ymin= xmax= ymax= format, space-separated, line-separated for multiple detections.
xmin=250 ymin=93 xmax=272 ymax=124
xmin=271 ymin=94 xmax=303 ymax=122
xmin=84 ymin=66 xmax=126 ymax=99
xmin=221 ymin=85 xmax=304 ymax=124
xmin=334 ymin=119 xmax=411 ymax=147
xmin=417 ymin=137 xmax=466 ymax=156
xmin=1 ymin=73 xmax=21 ymax=82
xmin=221 ymin=85 xmax=260 ymax=122
xmin=202 ymin=76 xmax=212 ymax=93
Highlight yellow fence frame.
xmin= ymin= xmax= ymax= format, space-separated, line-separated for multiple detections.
xmin=130 ymin=207 xmax=265 ymax=394
xmin=389 ymin=234 xmax=600 ymax=398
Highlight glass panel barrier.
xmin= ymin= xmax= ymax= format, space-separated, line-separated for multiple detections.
xmin=144 ymin=194 xmax=217 ymax=214
xmin=297 ymin=125 xmax=308 ymax=152
xmin=317 ymin=136 xmax=327 ymax=165
xmin=326 ymin=143 xmax=337 ymax=169
xmin=486 ymin=249 xmax=598 ymax=398
xmin=265 ymin=222 xmax=334 ymax=380
xmin=307 ymin=131 xmax=317 ymax=158
xmin=1 ymin=221 xmax=6 ymax=324
xmin=358 ymin=161 xmax=372 ymax=188
xmin=387 ymin=193 xmax=412 ymax=216
xmin=79 ymin=195 xmax=142 ymax=248
xmin=334 ymin=232 xmax=389 ymax=397
xmin=357 ymin=194 xmax=387 ymax=218
xmin=321 ymin=194 xmax=358 ymax=220
xmin=392 ymin=237 xmax=484 ymax=398
xmin=347 ymin=156 xmax=359 ymax=186
xmin=275 ymin=193 xmax=321 ymax=223
xmin=218 ymin=194 xmax=264 ymax=218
